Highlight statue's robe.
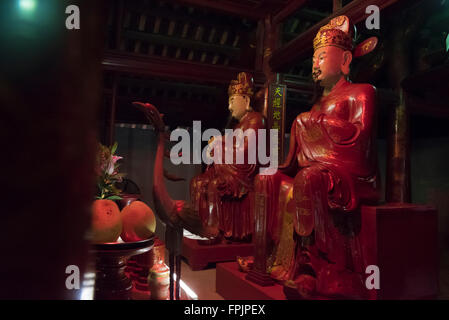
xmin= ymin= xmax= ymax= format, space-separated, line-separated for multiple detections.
xmin=190 ymin=111 xmax=266 ymax=241
xmin=265 ymin=78 xmax=380 ymax=296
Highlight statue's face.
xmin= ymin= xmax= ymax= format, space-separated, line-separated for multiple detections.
xmin=228 ymin=94 xmax=249 ymax=120
xmin=312 ymin=46 xmax=351 ymax=87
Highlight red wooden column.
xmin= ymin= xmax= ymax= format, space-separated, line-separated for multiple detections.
xmin=246 ymin=14 xmax=283 ymax=287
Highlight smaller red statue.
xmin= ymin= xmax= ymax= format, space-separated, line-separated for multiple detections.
xmin=133 ymin=73 xmax=265 ymax=298
xmin=190 ymin=72 xmax=266 ymax=242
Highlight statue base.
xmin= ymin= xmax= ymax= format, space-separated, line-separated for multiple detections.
xmin=216 ymin=262 xmax=285 ymax=300
xmin=216 ymin=204 xmax=439 ymax=300
xmin=360 ymin=204 xmax=438 ymax=299
xmin=182 ymin=237 xmax=254 ymax=271
xmin=246 ymin=270 xmax=275 ymax=287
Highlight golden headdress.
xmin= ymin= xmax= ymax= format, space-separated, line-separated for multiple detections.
xmin=228 ymin=72 xmax=255 ymax=97
xmin=313 ymin=15 xmax=353 ymax=52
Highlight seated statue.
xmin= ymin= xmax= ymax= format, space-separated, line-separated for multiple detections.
xmin=254 ymin=16 xmax=380 ymax=299
xmin=190 ymin=72 xmax=266 ymax=242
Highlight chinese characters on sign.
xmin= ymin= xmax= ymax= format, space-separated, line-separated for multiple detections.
xmin=268 ymin=83 xmax=286 ymax=164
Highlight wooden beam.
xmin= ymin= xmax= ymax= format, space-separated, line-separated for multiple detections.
xmin=123 ymin=30 xmax=240 ymax=57
xmin=164 ymin=0 xmax=265 ymax=20
xmin=102 ymin=50 xmax=265 ymax=84
xmin=270 ymin=0 xmax=404 ymax=72
xmin=273 ymin=0 xmax=308 ymax=25
xmin=126 ymin=3 xmax=254 ymax=32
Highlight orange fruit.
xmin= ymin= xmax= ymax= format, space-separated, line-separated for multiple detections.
xmin=121 ymin=201 xmax=156 ymax=242
xmin=91 ymin=199 xmax=122 ymax=243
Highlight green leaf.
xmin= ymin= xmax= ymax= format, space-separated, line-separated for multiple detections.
xmin=106 ymin=195 xmax=123 ymax=200
xmin=111 ymin=142 xmax=118 ymax=155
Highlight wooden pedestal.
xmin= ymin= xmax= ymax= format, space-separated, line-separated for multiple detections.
xmin=360 ymin=204 xmax=439 ymax=299
xmin=91 ymin=238 xmax=154 ymax=300
xmin=246 ymin=269 xmax=274 ymax=287
xmin=216 ymin=262 xmax=285 ymax=300
xmin=182 ymin=238 xmax=254 ymax=271
xmin=216 ymin=205 xmax=439 ymax=300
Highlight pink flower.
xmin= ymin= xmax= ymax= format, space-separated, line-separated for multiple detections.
xmin=106 ymin=161 xmax=115 ymax=175
xmin=112 ymin=156 xmax=123 ymax=164
xmin=104 ymin=155 xmax=122 ymax=175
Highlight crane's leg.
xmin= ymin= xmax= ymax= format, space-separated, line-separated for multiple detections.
xmin=165 ymin=225 xmax=183 ymax=300
xmin=169 ymin=251 xmax=174 ymax=300
xmin=175 ymin=255 xmax=181 ymax=300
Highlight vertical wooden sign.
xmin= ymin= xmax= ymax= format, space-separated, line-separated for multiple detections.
xmin=267 ymin=83 xmax=286 ymax=164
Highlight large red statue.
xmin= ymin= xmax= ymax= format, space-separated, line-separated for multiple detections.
xmin=191 ymin=72 xmax=266 ymax=241
xmin=254 ymin=16 xmax=380 ymax=299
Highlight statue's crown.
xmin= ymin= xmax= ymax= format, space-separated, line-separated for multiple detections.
xmin=228 ymin=72 xmax=254 ymax=97
xmin=313 ymin=15 xmax=353 ymax=52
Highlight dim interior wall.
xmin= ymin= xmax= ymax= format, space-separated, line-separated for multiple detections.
xmin=362 ymin=138 xmax=449 ymax=251
xmin=114 ymin=126 xmax=202 ymax=242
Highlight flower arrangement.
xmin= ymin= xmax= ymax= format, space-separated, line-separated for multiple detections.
xmin=96 ymin=142 xmax=125 ymax=200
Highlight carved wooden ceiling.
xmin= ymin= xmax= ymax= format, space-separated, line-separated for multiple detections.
xmin=99 ymin=0 xmax=449 ymax=143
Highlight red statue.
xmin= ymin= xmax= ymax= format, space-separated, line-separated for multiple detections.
xmin=254 ymin=16 xmax=380 ymax=299
xmin=191 ymin=72 xmax=266 ymax=241
xmin=133 ymin=73 xmax=265 ymax=298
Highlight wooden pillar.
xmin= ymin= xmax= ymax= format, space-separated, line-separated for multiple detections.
xmin=246 ymin=14 xmax=282 ymax=287
xmin=386 ymin=90 xmax=411 ymax=203
xmin=386 ymin=20 xmax=415 ymax=203
xmin=0 ymin=0 xmax=105 ymax=299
